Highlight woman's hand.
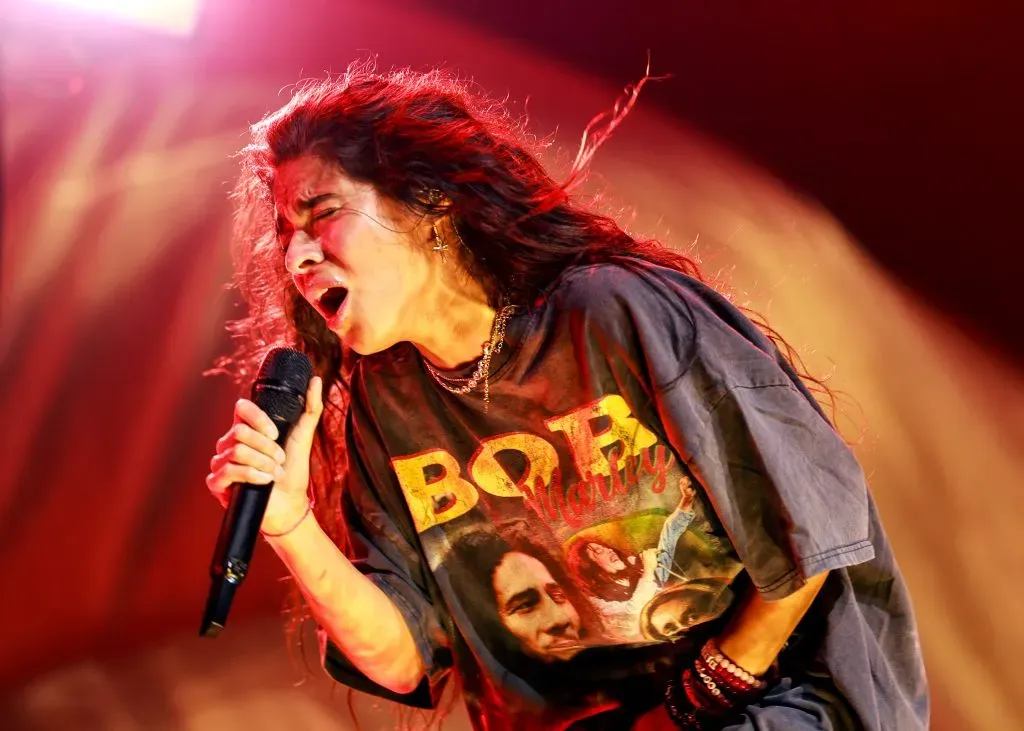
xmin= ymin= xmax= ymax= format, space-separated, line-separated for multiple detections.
xmin=206 ymin=376 xmax=324 ymax=534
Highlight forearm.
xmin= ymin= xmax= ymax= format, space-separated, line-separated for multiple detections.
xmin=264 ymin=513 xmax=426 ymax=694
xmin=717 ymin=571 xmax=829 ymax=676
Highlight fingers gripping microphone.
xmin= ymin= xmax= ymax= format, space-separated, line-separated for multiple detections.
xmin=200 ymin=347 xmax=312 ymax=638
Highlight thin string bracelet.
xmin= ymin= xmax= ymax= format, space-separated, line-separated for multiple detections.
xmin=261 ymin=501 xmax=313 ymax=539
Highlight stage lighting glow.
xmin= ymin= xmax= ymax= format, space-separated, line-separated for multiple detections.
xmin=31 ymin=0 xmax=201 ymax=36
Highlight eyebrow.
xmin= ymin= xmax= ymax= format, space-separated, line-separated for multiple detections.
xmin=275 ymin=193 xmax=339 ymax=234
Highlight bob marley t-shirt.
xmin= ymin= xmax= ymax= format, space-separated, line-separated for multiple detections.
xmin=323 ymin=258 xmax=929 ymax=731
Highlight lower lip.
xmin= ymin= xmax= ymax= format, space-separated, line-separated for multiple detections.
xmin=547 ymin=640 xmax=580 ymax=651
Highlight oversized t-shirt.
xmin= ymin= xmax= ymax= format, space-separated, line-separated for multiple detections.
xmin=323 ymin=257 xmax=929 ymax=730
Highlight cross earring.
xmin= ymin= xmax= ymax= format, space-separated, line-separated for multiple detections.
xmin=432 ymin=223 xmax=448 ymax=263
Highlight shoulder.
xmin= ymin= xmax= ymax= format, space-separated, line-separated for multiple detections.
xmin=542 ymin=257 xmax=703 ymax=345
xmin=544 ymin=256 xmax=799 ymax=393
xmin=551 ymin=257 xmax=786 ymax=360
xmin=530 ymin=258 xmax=707 ymax=389
xmin=547 ymin=257 xmax=703 ymax=325
xmin=549 ymin=257 xmax=698 ymax=311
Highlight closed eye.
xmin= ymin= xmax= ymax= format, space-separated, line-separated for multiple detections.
xmin=278 ymin=209 xmax=337 ymax=252
xmin=312 ymin=208 xmax=340 ymax=222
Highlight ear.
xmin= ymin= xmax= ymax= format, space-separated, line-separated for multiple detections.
xmin=413 ymin=190 xmax=452 ymax=239
xmin=418 ymin=187 xmax=452 ymax=213
xmin=427 ymin=213 xmax=465 ymax=256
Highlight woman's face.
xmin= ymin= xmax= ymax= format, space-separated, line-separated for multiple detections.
xmin=492 ymin=551 xmax=583 ymax=661
xmin=585 ymin=542 xmax=627 ymax=574
xmin=275 ymin=155 xmax=434 ymax=355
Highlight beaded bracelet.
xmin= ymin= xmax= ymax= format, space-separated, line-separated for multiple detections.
xmin=692 ymin=656 xmax=739 ymax=708
xmin=701 ymin=638 xmax=768 ymax=695
xmin=664 ymin=638 xmax=774 ymax=729
xmin=664 ymin=671 xmax=710 ymax=729
xmin=261 ymin=501 xmax=313 ymax=538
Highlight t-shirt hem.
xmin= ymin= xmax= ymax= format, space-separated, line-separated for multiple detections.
xmin=319 ymin=573 xmax=448 ymax=709
xmin=757 ymin=540 xmax=875 ymax=601
xmin=370 ymin=574 xmax=450 ymax=704
xmin=322 ymin=641 xmax=438 ymax=709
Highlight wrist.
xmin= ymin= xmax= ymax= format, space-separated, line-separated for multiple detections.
xmin=664 ymin=637 xmax=774 ymax=729
xmin=717 ymin=634 xmax=774 ymax=677
xmin=685 ymin=637 xmax=771 ymax=715
xmin=261 ymin=499 xmax=313 ymax=538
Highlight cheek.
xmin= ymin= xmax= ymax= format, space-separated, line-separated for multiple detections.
xmin=348 ymin=288 xmax=402 ymax=337
xmin=501 ymin=614 xmax=534 ymax=642
xmin=353 ymin=260 xmax=416 ymax=306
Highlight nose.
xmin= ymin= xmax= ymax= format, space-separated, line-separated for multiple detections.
xmin=537 ymin=598 xmax=576 ymax=637
xmin=284 ymin=230 xmax=325 ymax=276
xmin=542 ymin=617 xmax=572 ymax=638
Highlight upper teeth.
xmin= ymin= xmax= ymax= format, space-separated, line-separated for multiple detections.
xmin=314 ymin=284 xmax=344 ymax=301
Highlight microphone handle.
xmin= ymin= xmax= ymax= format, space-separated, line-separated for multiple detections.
xmin=200 ymin=412 xmax=292 ymax=637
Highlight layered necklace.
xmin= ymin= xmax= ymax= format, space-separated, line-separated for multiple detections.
xmin=423 ymin=304 xmax=517 ymax=411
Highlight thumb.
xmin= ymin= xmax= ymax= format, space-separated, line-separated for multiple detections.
xmin=284 ymin=375 xmax=324 ymax=460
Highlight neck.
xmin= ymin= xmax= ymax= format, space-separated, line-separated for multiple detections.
xmin=410 ymin=263 xmax=497 ymax=370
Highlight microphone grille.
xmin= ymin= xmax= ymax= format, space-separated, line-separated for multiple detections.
xmin=257 ymin=347 xmax=313 ymax=391
xmin=252 ymin=348 xmax=313 ymax=427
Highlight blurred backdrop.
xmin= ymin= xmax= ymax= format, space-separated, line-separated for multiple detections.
xmin=1 ymin=1 xmax=1021 ymax=729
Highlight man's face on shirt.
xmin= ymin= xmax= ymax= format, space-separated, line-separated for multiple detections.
xmin=645 ymin=580 xmax=731 ymax=641
xmin=492 ymin=551 xmax=582 ymax=661
xmin=585 ymin=542 xmax=628 ymax=574
xmin=648 ymin=595 xmax=699 ymax=640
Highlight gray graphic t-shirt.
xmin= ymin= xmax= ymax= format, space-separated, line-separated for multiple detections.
xmin=324 ymin=258 xmax=929 ymax=731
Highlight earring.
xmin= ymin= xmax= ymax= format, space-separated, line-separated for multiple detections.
xmin=432 ymin=223 xmax=449 ymax=263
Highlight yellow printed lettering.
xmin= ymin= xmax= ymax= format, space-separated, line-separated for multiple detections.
xmin=545 ymin=394 xmax=657 ymax=479
xmin=468 ymin=432 xmax=560 ymax=498
xmin=391 ymin=450 xmax=478 ymax=532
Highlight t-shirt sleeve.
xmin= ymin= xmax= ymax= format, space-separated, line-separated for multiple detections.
xmin=322 ymin=387 xmax=453 ymax=708
xmin=561 ymin=261 xmax=875 ymax=601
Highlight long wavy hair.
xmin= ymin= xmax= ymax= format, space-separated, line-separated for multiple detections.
xmin=211 ymin=60 xmax=837 ymax=665
xmin=565 ymin=539 xmax=645 ymax=603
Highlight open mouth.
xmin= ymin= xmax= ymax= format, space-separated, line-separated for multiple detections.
xmin=318 ymin=286 xmax=348 ymax=318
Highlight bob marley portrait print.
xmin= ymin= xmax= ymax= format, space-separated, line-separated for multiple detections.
xmin=389 ymin=393 xmax=744 ymax=669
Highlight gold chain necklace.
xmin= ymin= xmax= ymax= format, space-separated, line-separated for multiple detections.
xmin=423 ymin=304 xmax=517 ymax=411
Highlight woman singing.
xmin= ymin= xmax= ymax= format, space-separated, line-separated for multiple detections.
xmin=205 ymin=64 xmax=928 ymax=730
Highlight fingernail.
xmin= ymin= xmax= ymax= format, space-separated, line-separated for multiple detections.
xmin=274 ymin=465 xmax=286 ymax=480
xmin=277 ymin=449 xmax=287 ymax=464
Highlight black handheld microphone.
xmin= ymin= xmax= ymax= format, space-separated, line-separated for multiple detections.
xmin=200 ymin=347 xmax=312 ymax=638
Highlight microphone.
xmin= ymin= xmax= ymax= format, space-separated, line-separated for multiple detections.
xmin=200 ymin=347 xmax=312 ymax=638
